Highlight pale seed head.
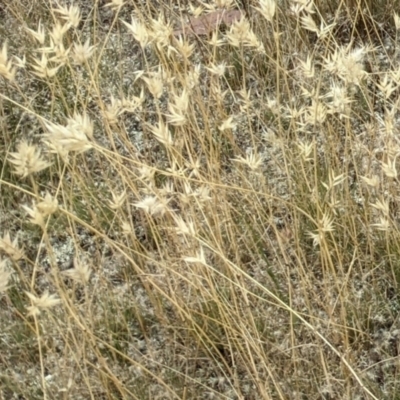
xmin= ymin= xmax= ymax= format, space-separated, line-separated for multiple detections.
xmin=25 ymin=291 xmax=61 ymax=317
xmin=0 ymin=42 xmax=16 ymax=81
xmin=8 ymin=141 xmax=50 ymax=178
xmin=63 ymin=257 xmax=91 ymax=285
xmin=72 ymin=39 xmax=96 ymax=64
xmin=0 ymin=232 xmax=24 ymax=261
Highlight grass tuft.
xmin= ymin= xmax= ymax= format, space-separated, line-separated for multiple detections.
xmin=2 ymin=0 xmax=400 ymax=399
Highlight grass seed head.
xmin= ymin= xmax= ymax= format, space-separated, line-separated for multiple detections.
xmin=142 ymin=70 xmax=164 ymax=99
xmin=134 ymin=195 xmax=169 ymax=216
xmin=0 ymin=233 xmax=24 ymax=261
xmin=8 ymin=141 xmax=51 ymax=178
xmin=150 ymin=121 xmax=174 ymax=147
xmin=54 ymin=3 xmax=82 ymax=28
xmin=25 ymin=291 xmax=61 ymax=317
xmin=49 ymin=21 xmax=69 ymax=46
xmin=63 ymin=257 xmax=92 ymax=285
xmin=257 ymin=0 xmax=276 ymax=23
xmin=36 ymin=192 xmax=59 ymax=216
xmin=150 ymin=16 xmax=173 ymax=49
xmin=0 ymin=42 xmax=16 ymax=81
xmin=31 ymin=53 xmax=62 ymax=78
xmin=121 ymin=16 xmax=151 ymax=48
xmin=22 ymin=204 xmax=45 ymax=228
xmin=25 ymin=20 xmax=46 ymax=44
xmin=109 ymin=190 xmax=127 ymax=210
xmin=44 ymin=115 xmax=93 ymax=155
xmin=72 ymin=39 xmax=96 ymax=64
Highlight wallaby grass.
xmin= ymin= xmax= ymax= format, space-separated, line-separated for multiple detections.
xmin=2 ymin=0 xmax=400 ymax=399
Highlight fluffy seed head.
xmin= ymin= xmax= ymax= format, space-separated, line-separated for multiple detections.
xmin=25 ymin=291 xmax=61 ymax=317
xmin=44 ymin=113 xmax=93 ymax=157
xmin=63 ymin=257 xmax=92 ymax=285
xmin=72 ymin=39 xmax=96 ymax=64
xmin=0 ymin=42 xmax=16 ymax=81
xmin=134 ymin=196 xmax=169 ymax=216
xmin=55 ymin=3 xmax=82 ymax=28
xmin=8 ymin=141 xmax=50 ymax=178
xmin=0 ymin=233 xmax=24 ymax=261
xmin=257 ymin=0 xmax=276 ymax=22
xmin=121 ymin=17 xmax=151 ymax=48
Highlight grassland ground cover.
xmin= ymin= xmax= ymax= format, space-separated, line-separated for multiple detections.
xmin=2 ymin=0 xmax=400 ymax=398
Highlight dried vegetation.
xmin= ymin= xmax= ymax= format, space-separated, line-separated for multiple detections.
xmin=1 ymin=0 xmax=400 ymax=399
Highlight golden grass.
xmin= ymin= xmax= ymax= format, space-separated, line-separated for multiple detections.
xmin=1 ymin=0 xmax=400 ymax=399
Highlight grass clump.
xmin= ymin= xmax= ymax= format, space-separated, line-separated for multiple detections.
xmin=2 ymin=0 xmax=400 ymax=399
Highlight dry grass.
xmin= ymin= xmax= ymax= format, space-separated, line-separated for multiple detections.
xmin=1 ymin=0 xmax=400 ymax=399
